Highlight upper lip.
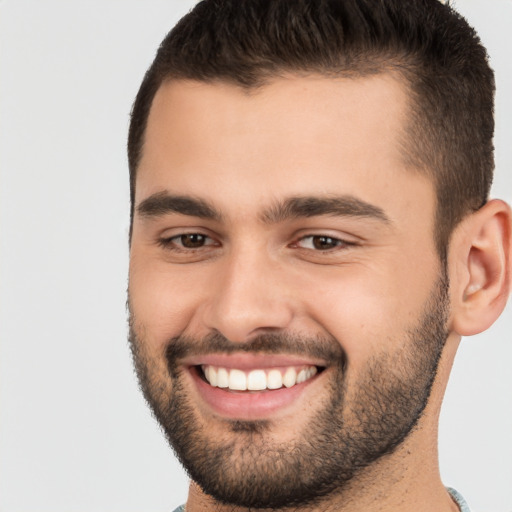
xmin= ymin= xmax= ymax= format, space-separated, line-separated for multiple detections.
xmin=181 ymin=353 xmax=327 ymax=370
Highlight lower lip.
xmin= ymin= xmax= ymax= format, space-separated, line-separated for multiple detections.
xmin=189 ymin=367 xmax=320 ymax=420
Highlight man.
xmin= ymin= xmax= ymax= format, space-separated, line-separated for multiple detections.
xmin=127 ymin=0 xmax=511 ymax=510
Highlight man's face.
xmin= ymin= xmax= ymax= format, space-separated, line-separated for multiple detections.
xmin=129 ymin=74 xmax=450 ymax=507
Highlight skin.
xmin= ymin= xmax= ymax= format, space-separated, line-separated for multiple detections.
xmin=129 ymin=73 xmax=511 ymax=511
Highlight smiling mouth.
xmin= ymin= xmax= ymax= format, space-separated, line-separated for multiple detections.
xmin=198 ymin=364 xmax=321 ymax=391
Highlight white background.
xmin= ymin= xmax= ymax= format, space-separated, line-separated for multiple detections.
xmin=0 ymin=1 xmax=510 ymax=511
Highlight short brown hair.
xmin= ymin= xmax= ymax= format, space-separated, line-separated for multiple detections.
xmin=128 ymin=0 xmax=495 ymax=256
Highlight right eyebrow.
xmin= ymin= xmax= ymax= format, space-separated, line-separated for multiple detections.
xmin=261 ymin=195 xmax=391 ymax=224
xmin=136 ymin=191 xmax=222 ymax=221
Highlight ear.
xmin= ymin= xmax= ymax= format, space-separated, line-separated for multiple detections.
xmin=449 ymin=199 xmax=512 ymax=336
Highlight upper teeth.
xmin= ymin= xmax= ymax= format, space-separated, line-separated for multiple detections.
xmin=201 ymin=365 xmax=318 ymax=391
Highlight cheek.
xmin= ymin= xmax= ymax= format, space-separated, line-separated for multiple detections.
xmin=129 ymin=257 xmax=205 ymax=349
xmin=308 ymin=284 xmax=395 ymax=363
xmin=297 ymin=263 xmax=432 ymax=365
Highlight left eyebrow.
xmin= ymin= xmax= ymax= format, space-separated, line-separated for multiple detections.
xmin=136 ymin=191 xmax=222 ymax=221
xmin=261 ymin=195 xmax=391 ymax=224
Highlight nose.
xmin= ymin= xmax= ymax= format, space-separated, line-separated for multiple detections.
xmin=200 ymin=246 xmax=295 ymax=342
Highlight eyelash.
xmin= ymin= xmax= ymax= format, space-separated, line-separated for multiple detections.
xmin=158 ymin=233 xmax=357 ymax=253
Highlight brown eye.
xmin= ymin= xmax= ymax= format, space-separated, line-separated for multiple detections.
xmin=300 ymin=235 xmax=343 ymax=250
xmin=294 ymin=234 xmax=355 ymax=252
xmin=180 ymin=234 xmax=207 ymax=248
xmin=158 ymin=232 xmax=218 ymax=252
xmin=311 ymin=236 xmax=340 ymax=250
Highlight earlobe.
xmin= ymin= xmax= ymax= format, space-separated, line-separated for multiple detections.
xmin=450 ymin=199 xmax=512 ymax=337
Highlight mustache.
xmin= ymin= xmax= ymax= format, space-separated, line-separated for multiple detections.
xmin=165 ymin=331 xmax=346 ymax=367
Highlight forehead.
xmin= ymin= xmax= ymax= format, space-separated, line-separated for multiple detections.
xmin=136 ymin=74 xmax=432 ymax=221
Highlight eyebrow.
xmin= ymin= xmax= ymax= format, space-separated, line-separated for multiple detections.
xmin=261 ymin=196 xmax=390 ymax=224
xmin=136 ymin=191 xmax=222 ymax=221
xmin=136 ymin=191 xmax=390 ymax=225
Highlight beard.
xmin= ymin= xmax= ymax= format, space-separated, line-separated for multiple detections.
xmin=129 ymin=271 xmax=450 ymax=509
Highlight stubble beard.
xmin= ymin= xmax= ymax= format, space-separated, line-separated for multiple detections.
xmin=129 ymin=272 xmax=450 ymax=508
